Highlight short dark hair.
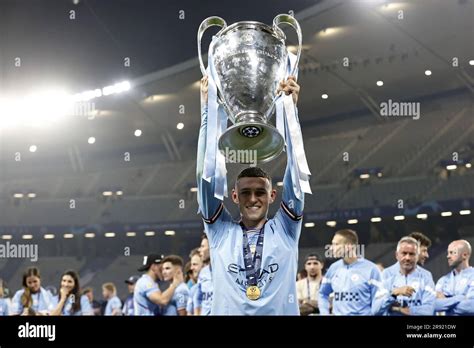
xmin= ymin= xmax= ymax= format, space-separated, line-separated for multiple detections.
xmin=335 ymin=229 xmax=359 ymax=245
xmin=162 ymin=255 xmax=184 ymax=268
xmin=409 ymin=232 xmax=432 ymax=248
xmin=237 ymin=167 xmax=271 ymax=182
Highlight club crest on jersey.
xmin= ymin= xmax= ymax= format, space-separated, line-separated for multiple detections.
xmin=351 ymin=274 xmax=360 ymax=282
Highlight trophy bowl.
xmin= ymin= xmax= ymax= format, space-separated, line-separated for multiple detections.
xmin=198 ymin=14 xmax=301 ymax=163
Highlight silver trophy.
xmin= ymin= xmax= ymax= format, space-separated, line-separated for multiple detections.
xmin=197 ymin=14 xmax=302 ymax=163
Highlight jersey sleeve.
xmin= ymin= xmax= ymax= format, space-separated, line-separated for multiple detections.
xmin=318 ymin=265 xmax=334 ymax=315
xmin=274 ymin=161 xmax=304 ymax=242
xmin=176 ymin=286 xmax=189 ymax=311
xmin=410 ymin=273 xmax=436 ymax=315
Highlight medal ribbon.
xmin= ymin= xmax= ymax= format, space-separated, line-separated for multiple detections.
xmin=241 ymin=222 xmax=265 ymax=287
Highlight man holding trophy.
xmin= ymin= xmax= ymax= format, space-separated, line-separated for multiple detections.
xmin=196 ymin=14 xmax=311 ymax=315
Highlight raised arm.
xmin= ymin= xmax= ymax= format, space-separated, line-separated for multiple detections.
xmin=196 ymin=76 xmax=231 ymax=226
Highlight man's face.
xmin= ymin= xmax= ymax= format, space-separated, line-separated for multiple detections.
xmin=199 ymin=239 xmax=210 ymax=262
xmin=127 ymin=284 xmax=135 ymax=293
xmin=190 ymin=254 xmax=203 ymax=279
xmin=305 ymin=259 xmax=322 ymax=277
xmin=447 ymin=242 xmax=464 ymax=269
xmin=418 ymin=245 xmax=429 ymax=265
xmin=102 ymin=288 xmax=111 ymax=300
xmin=396 ymin=243 xmax=418 ymax=273
xmin=232 ymin=177 xmax=276 ymax=224
xmin=331 ymin=234 xmax=347 ymax=259
xmin=161 ymin=261 xmax=175 ymax=282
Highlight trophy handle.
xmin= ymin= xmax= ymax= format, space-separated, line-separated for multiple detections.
xmin=273 ymin=14 xmax=302 ymax=78
xmin=197 ymin=16 xmax=227 ymax=77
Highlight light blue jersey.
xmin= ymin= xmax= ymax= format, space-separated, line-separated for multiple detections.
xmin=122 ymin=294 xmax=134 ymax=316
xmin=186 ymin=283 xmax=198 ymax=315
xmin=11 ymin=287 xmax=54 ymax=315
xmin=435 ymin=267 xmax=474 ymax=315
xmin=377 ymin=263 xmax=436 ymax=316
xmin=133 ymin=274 xmax=160 ymax=316
xmin=0 ymin=298 xmax=10 ymax=316
xmin=51 ymin=294 xmax=93 ymax=316
xmin=197 ymin=97 xmax=304 ymax=315
xmin=162 ymin=283 xmax=189 ymax=316
xmin=319 ymin=258 xmax=384 ymax=315
xmin=194 ymin=265 xmax=213 ymax=315
xmin=105 ymin=295 xmax=122 ymax=316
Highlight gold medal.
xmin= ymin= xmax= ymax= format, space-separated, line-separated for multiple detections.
xmin=246 ymin=285 xmax=261 ymax=300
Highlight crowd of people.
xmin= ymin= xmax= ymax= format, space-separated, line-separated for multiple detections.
xmin=0 ymin=230 xmax=472 ymax=316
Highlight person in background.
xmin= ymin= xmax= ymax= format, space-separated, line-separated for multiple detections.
xmin=51 ymin=270 xmax=93 ymax=316
xmin=319 ymin=229 xmax=384 ymax=315
xmin=102 ymin=282 xmax=122 ymax=316
xmin=189 ymin=248 xmax=203 ymax=288
xmin=161 ymin=255 xmax=189 ymax=316
xmin=122 ymin=276 xmax=139 ymax=316
xmin=376 ymin=237 xmax=436 ymax=316
xmin=435 ymin=240 xmax=474 ymax=315
xmin=133 ymin=253 xmax=183 ymax=316
xmin=297 ymin=253 xmax=324 ymax=315
xmin=82 ymin=287 xmax=102 ymax=316
xmin=0 ymin=278 xmax=10 ymax=316
xmin=409 ymin=232 xmax=432 ymax=266
xmin=11 ymin=267 xmax=54 ymax=316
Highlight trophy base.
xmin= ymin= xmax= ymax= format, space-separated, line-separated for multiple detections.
xmin=218 ymin=112 xmax=284 ymax=164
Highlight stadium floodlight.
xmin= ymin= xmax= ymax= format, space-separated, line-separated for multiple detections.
xmin=394 ymin=215 xmax=405 ymax=221
xmin=44 ymin=234 xmax=55 ymax=240
xmin=326 ymin=221 xmax=337 ymax=227
xmin=304 ymin=222 xmax=315 ymax=228
xmin=134 ymin=129 xmax=142 ymax=137
xmin=105 ymin=232 xmax=116 ymax=238
xmin=145 ymin=231 xmax=155 ymax=236
xmin=416 ymin=213 xmax=428 ymax=220
xmin=370 ymin=217 xmax=382 ymax=222
xmin=347 ymin=219 xmax=358 ymax=224
xmin=126 ymin=232 xmax=136 ymax=237
xmin=63 ymin=233 xmax=74 ymax=239
xmin=165 ymin=230 xmax=176 ymax=236
xmin=22 ymin=234 xmax=33 ymax=240
xmin=1 ymin=235 xmax=12 ymax=240
xmin=446 ymin=164 xmax=457 ymax=170
xmin=359 ymin=173 xmax=370 ymax=179
xmin=460 ymin=210 xmax=471 ymax=215
xmin=85 ymin=233 xmax=95 ymax=238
